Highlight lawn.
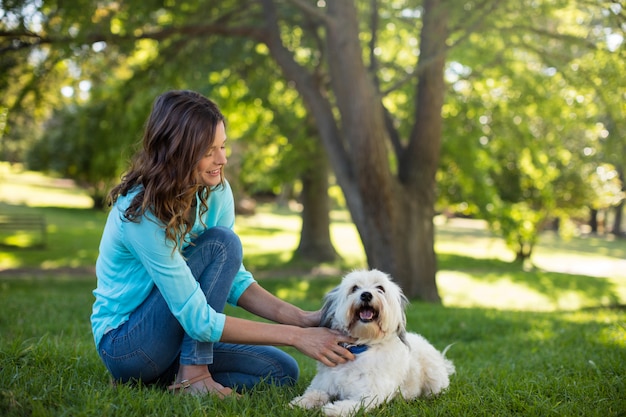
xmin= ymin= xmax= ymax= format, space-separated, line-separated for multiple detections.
xmin=1 ymin=163 xmax=625 ymax=416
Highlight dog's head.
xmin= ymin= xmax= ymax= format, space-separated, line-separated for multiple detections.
xmin=320 ymin=269 xmax=408 ymax=345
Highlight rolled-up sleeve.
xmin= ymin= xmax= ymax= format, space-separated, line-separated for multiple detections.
xmin=227 ymin=264 xmax=255 ymax=306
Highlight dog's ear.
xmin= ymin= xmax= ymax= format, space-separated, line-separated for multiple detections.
xmin=320 ymin=286 xmax=340 ymax=328
xmin=398 ymin=327 xmax=408 ymax=346
xmin=397 ymin=291 xmax=409 ymax=346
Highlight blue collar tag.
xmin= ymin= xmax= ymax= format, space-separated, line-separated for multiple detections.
xmin=340 ymin=343 xmax=369 ymax=354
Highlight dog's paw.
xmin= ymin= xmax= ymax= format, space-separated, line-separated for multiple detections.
xmin=322 ymin=400 xmax=364 ymax=417
xmin=290 ymin=390 xmax=330 ymax=409
xmin=289 ymin=396 xmax=306 ymax=409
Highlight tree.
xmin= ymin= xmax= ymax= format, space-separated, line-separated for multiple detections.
xmin=3 ymin=0 xmax=624 ymax=299
xmin=244 ymin=0 xmax=449 ymax=300
xmin=438 ymin=0 xmax=625 ymax=261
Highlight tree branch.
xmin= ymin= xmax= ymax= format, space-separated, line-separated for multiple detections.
xmin=447 ymin=0 xmax=499 ymax=51
xmin=284 ymin=0 xmax=332 ymax=24
xmin=368 ymin=0 xmax=380 ymax=80
xmin=499 ymin=24 xmax=599 ymax=50
xmin=366 ymin=0 xmax=404 ymax=158
xmin=380 ymin=51 xmax=447 ymax=95
xmin=0 ymin=23 xmax=266 ymax=57
xmin=259 ymin=0 xmax=357 ymax=192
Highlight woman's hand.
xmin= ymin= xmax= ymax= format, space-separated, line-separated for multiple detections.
xmin=292 ymin=327 xmax=355 ymax=367
xmin=221 ymin=316 xmax=356 ymax=367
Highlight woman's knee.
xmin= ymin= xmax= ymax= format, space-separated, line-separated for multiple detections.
xmin=272 ymin=350 xmax=300 ymax=386
xmin=186 ymin=226 xmax=242 ymax=264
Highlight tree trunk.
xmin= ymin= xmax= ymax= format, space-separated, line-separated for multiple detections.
xmin=612 ymin=201 xmax=624 ymax=237
xmin=589 ymin=208 xmax=598 ymax=234
xmin=295 ymin=145 xmax=339 ymax=262
xmin=324 ymin=0 xmax=446 ymax=301
xmin=260 ymin=0 xmax=447 ymax=302
xmin=390 ymin=182 xmax=440 ymax=301
xmin=611 ymin=168 xmax=624 ymax=236
xmin=226 ymin=140 xmax=256 ymax=215
xmin=396 ymin=0 xmax=448 ymax=301
xmin=514 ymin=239 xmax=533 ymax=263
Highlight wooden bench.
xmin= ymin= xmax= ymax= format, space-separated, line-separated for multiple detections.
xmin=0 ymin=213 xmax=47 ymax=248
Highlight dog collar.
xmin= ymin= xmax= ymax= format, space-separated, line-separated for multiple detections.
xmin=340 ymin=342 xmax=369 ymax=354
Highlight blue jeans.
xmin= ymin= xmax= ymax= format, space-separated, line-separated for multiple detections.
xmin=98 ymin=227 xmax=299 ymax=391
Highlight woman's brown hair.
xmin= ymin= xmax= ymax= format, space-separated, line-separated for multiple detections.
xmin=107 ymin=90 xmax=225 ymax=252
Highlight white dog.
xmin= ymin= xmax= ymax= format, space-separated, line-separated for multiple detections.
xmin=290 ymin=269 xmax=455 ymax=416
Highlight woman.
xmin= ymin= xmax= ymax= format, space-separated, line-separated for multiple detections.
xmin=91 ymin=90 xmax=354 ymax=397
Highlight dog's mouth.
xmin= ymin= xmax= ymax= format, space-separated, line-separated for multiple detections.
xmin=357 ymin=305 xmax=378 ymax=323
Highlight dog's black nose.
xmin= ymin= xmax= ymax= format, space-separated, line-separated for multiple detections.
xmin=360 ymin=291 xmax=373 ymax=302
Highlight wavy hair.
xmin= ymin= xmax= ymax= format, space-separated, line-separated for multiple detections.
xmin=107 ymin=90 xmax=225 ymax=252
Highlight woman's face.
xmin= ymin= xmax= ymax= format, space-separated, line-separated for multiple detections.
xmin=197 ymin=121 xmax=227 ymax=187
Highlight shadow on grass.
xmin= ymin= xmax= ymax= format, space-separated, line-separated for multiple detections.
xmin=437 ymin=220 xmax=626 ymax=259
xmin=537 ymin=231 xmax=626 ymax=259
xmin=237 ymin=226 xmax=286 ymax=237
xmin=243 ymin=248 xmax=624 ymax=310
xmin=438 ymin=253 xmax=623 ymax=308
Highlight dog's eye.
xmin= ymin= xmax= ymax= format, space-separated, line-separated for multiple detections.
xmin=351 ymin=285 xmax=359 ymax=293
xmin=376 ymin=285 xmax=385 ymax=293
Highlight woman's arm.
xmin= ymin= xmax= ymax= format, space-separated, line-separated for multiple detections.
xmin=229 ymin=282 xmax=354 ymax=366
xmin=220 ymin=315 xmax=354 ymax=367
xmin=236 ymin=282 xmax=320 ymax=327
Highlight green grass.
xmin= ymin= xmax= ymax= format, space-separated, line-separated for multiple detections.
xmin=1 ymin=163 xmax=625 ymax=416
xmin=1 ymin=277 xmax=624 ymax=416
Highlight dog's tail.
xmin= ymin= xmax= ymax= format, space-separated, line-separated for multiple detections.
xmin=441 ymin=343 xmax=456 ymax=376
xmin=442 ymin=342 xmax=456 ymax=357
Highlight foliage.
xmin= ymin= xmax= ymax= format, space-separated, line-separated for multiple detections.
xmin=1 ymin=0 xmax=319 ymax=205
xmin=438 ymin=0 xmax=625 ymax=260
xmin=588 ymin=163 xmax=625 ymax=210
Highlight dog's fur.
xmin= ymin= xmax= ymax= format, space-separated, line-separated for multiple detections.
xmin=290 ymin=269 xmax=455 ymax=417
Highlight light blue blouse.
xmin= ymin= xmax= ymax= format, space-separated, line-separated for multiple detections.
xmin=90 ymin=180 xmax=255 ymax=348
